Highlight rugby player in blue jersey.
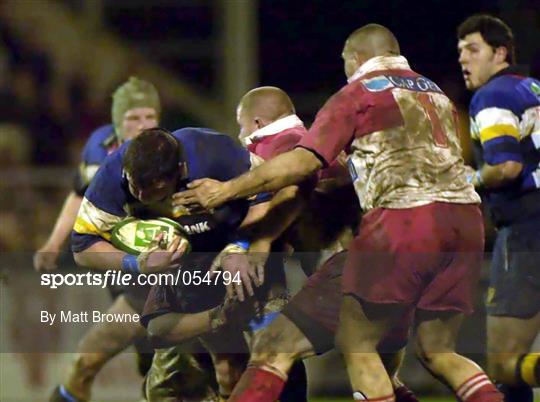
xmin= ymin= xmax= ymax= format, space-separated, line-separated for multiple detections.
xmin=43 ymin=79 xmax=215 ymax=402
xmin=70 ymin=127 xmax=303 ymax=401
xmin=458 ymin=14 xmax=540 ymax=402
xmin=42 ymin=77 xmax=163 ymax=402
xmin=34 ymin=77 xmax=159 ymax=272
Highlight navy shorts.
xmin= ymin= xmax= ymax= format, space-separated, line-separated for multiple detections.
xmin=487 ymin=218 xmax=540 ymax=318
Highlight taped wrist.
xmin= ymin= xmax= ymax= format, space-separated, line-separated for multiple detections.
xmin=122 ymin=254 xmax=140 ymax=274
xmin=222 ymin=240 xmax=250 ymax=254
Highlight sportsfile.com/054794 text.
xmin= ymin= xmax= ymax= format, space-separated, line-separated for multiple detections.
xmin=40 ymin=269 xmax=241 ymax=289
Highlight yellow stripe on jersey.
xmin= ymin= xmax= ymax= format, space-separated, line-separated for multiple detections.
xmin=479 ymin=124 xmax=520 ymax=143
xmin=73 ymin=197 xmax=123 ymax=240
xmin=520 ymin=353 xmax=540 ymax=386
xmin=73 ymin=217 xmax=111 ymax=241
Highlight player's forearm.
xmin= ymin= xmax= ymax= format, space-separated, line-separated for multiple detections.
xmin=147 ymin=311 xmax=212 ymax=347
xmin=223 ymin=148 xmax=322 ymax=202
xmin=43 ymin=192 xmax=83 ymax=249
xmin=73 ymin=240 xmax=126 ymax=271
xmin=242 ymin=185 xmax=305 ymax=243
xmin=476 ymin=161 xmax=523 ymax=189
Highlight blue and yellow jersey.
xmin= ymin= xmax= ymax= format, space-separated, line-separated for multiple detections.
xmin=469 ymin=67 xmax=540 ymax=224
xmin=73 ymin=124 xmax=119 ymax=196
xmin=71 ymin=127 xmax=252 ymax=253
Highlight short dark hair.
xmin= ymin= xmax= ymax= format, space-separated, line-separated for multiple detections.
xmin=457 ymin=14 xmax=515 ymax=64
xmin=123 ymin=127 xmax=182 ymax=187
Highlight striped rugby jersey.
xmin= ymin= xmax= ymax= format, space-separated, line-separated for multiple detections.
xmin=71 ymin=127 xmax=252 ymax=253
xmin=469 ymin=66 xmax=540 ymax=224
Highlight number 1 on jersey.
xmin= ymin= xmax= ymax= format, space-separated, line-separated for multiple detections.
xmin=417 ymin=92 xmax=448 ymax=148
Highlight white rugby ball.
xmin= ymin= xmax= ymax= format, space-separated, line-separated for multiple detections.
xmin=111 ymin=217 xmax=191 ymax=255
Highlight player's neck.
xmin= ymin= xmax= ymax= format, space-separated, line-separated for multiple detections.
xmin=489 ymin=62 xmax=510 ymax=79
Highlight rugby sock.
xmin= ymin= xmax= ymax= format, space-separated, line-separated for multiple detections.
xmin=455 ymin=373 xmax=503 ymax=402
xmin=352 ymin=391 xmax=395 ymax=401
xmin=279 ymin=360 xmax=308 ymax=402
xmin=394 ymin=385 xmax=419 ymax=402
xmin=496 ymin=383 xmax=533 ymax=402
xmin=517 ymin=353 xmax=540 ymax=387
xmin=228 ymin=365 xmax=286 ymax=402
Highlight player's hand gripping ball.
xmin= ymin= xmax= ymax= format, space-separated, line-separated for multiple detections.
xmin=111 ymin=217 xmax=191 ymax=273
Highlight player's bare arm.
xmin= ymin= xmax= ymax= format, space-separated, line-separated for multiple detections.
xmin=34 ymin=192 xmax=83 ymax=271
xmin=210 ymin=201 xmax=272 ymax=301
xmin=174 ymin=147 xmax=322 ymax=210
xmin=473 ymin=160 xmax=523 ymax=189
xmin=241 ymin=185 xmax=305 ymax=243
xmin=210 ymin=185 xmax=305 ymax=301
xmin=146 ymin=310 xmax=215 ymax=347
xmin=146 ymin=295 xmax=255 ymax=347
xmin=73 ymin=240 xmax=126 ymax=271
xmin=73 ymin=234 xmax=187 ymax=274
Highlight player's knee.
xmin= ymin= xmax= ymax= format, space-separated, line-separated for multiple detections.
xmin=414 ymin=340 xmax=449 ymax=371
xmin=250 ymin=328 xmax=304 ymax=375
xmin=251 ymin=329 xmax=280 ymax=355
xmin=250 ymin=351 xmax=296 ymax=377
xmin=486 ymin=354 xmax=519 ymax=384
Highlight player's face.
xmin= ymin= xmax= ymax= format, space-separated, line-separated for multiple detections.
xmin=237 ymin=105 xmax=258 ymax=143
xmin=458 ymin=32 xmax=501 ymax=90
xmin=127 ymin=175 xmax=177 ymax=205
xmin=120 ymin=107 xmax=159 ymax=141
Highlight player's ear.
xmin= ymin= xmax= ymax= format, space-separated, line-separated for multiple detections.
xmin=354 ymin=51 xmax=367 ymax=68
xmin=254 ymin=117 xmax=266 ymax=130
xmin=494 ymin=46 xmax=508 ymax=64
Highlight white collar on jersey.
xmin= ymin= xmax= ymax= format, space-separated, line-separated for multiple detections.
xmin=347 ymin=55 xmax=411 ymax=83
xmin=241 ymin=114 xmax=305 ymax=146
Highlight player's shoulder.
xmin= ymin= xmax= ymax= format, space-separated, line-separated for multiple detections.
xmin=81 ymin=124 xmax=116 ymax=162
xmin=83 ymin=145 xmax=126 ymax=206
xmin=272 ymin=126 xmax=306 ymax=142
xmin=470 ymin=74 xmax=529 ymax=117
xmin=84 ymin=124 xmax=115 ymax=149
xmin=321 ymin=80 xmax=367 ymax=113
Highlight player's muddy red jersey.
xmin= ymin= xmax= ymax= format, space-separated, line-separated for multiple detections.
xmin=299 ymin=56 xmax=480 ymax=211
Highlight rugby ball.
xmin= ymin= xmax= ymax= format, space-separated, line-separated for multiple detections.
xmin=111 ymin=217 xmax=191 ymax=255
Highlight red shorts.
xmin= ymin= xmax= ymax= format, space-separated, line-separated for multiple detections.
xmin=282 ymin=250 xmax=412 ymax=354
xmin=343 ymin=202 xmax=484 ymax=314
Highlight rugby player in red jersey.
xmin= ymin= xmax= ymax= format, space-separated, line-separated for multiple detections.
xmin=175 ymin=24 xmax=503 ymax=402
xmin=231 ymin=85 xmax=420 ymax=402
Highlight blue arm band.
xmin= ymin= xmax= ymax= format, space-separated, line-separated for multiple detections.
xmin=231 ymin=240 xmax=250 ymax=251
xmin=122 ymin=254 xmax=140 ymax=274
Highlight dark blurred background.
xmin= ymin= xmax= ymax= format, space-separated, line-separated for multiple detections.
xmin=0 ymin=0 xmax=538 ymax=169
